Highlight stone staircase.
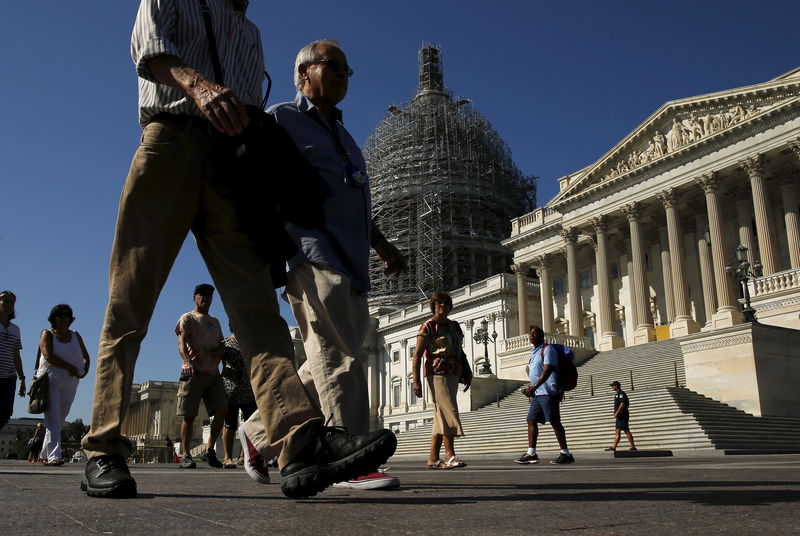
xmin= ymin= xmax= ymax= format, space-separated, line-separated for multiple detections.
xmin=392 ymin=340 xmax=800 ymax=457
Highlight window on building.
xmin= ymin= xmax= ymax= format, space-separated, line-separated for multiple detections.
xmin=409 ymin=346 xmax=415 ymax=361
xmin=392 ymin=350 xmax=400 ymax=364
xmin=580 ymin=271 xmax=592 ymax=289
xmin=407 ymin=376 xmax=418 ymax=405
xmin=391 ymin=379 xmax=401 ymax=407
xmin=553 ymin=278 xmax=565 ymax=296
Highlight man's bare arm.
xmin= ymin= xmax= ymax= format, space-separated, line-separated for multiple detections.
xmin=145 ymin=55 xmax=248 ymax=136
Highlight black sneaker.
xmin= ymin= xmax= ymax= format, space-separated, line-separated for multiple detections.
xmin=604 ymin=447 xmax=616 ymax=452
xmin=280 ymin=426 xmax=397 ymax=499
xmin=629 ymin=447 xmax=638 ymax=452
xmin=513 ymin=453 xmax=539 ymax=464
xmin=179 ymin=455 xmax=196 ymax=469
xmin=550 ymin=452 xmax=575 ymax=465
xmin=206 ymin=449 xmax=223 ymax=468
xmin=81 ymin=455 xmax=137 ymax=498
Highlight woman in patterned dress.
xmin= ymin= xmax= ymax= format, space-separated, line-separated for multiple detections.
xmin=412 ymin=291 xmax=472 ymax=469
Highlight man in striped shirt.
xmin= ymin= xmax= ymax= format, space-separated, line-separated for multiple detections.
xmin=81 ymin=0 xmax=395 ymax=500
xmin=0 ymin=290 xmax=25 ymax=432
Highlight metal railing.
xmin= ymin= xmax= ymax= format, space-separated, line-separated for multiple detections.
xmin=580 ymin=361 xmax=683 ymax=397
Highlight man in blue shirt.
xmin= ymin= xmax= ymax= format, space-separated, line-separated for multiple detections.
xmin=239 ymin=39 xmax=406 ymax=490
xmin=514 ymin=326 xmax=574 ymax=465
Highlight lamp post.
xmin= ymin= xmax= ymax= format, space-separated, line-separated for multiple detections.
xmin=472 ymin=317 xmax=498 ymax=375
xmin=725 ymin=244 xmax=762 ymax=323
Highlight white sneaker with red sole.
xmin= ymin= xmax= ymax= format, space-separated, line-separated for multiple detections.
xmin=332 ymin=468 xmax=400 ymax=490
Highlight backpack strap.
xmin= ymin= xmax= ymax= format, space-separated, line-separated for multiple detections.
xmin=198 ymin=0 xmax=225 ymax=85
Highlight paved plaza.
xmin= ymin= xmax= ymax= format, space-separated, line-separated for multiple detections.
xmin=2 ymin=453 xmax=799 ymax=535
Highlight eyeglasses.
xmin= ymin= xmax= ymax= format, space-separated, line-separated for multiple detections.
xmin=307 ymin=59 xmax=353 ymax=77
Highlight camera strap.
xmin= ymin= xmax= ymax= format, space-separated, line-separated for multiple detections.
xmin=198 ymin=0 xmax=272 ymax=108
xmin=198 ymin=0 xmax=225 ymax=85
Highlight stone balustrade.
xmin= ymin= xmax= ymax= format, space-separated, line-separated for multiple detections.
xmin=751 ymin=267 xmax=800 ymax=297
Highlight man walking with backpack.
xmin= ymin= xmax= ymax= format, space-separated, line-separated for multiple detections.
xmin=514 ymin=326 xmax=575 ymax=465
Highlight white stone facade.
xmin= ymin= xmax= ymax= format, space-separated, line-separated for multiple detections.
xmin=503 ymin=66 xmax=800 ymax=353
xmin=370 ymin=66 xmax=800 ymax=428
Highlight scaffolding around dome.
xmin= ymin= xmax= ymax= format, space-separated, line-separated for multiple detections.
xmin=364 ymin=45 xmax=536 ymax=306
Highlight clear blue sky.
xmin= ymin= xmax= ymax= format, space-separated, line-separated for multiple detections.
xmin=2 ymin=0 xmax=798 ymax=423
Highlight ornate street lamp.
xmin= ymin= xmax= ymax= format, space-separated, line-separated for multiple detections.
xmin=472 ymin=317 xmax=498 ymax=375
xmin=725 ymin=244 xmax=763 ymax=323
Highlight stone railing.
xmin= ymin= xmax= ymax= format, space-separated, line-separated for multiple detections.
xmin=751 ymin=267 xmax=800 ymax=297
xmin=510 ymin=207 xmax=562 ymax=235
xmin=499 ymin=332 xmax=593 ymax=354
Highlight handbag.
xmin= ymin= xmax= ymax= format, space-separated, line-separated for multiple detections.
xmin=28 ymin=345 xmax=49 ymax=413
xmin=197 ymin=0 xmax=329 ymax=288
xmin=28 ymin=373 xmax=49 ymax=414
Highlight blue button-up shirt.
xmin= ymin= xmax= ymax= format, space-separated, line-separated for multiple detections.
xmin=529 ymin=343 xmax=560 ymax=396
xmin=268 ymin=93 xmax=372 ymax=294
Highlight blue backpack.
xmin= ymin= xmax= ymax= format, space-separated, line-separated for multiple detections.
xmin=544 ymin=343 xmax=578 ymax=392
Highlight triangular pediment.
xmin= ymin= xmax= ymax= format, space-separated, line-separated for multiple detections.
xmin=549 ymin=68 xmax=800 ymax=207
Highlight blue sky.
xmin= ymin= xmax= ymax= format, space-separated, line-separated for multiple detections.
xmin=2 ymin=0 xmax=798 ymax=423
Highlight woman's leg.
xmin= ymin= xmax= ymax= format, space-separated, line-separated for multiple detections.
xmin=42 ymin=379 xmax=64 ymax=462
xmin=222 ymin=404 xmax=238 ymax=462
xmin=443 ymin=435 xmax=456 ymax=460
xmin=428 ymin=434 xmax=443 ymax=465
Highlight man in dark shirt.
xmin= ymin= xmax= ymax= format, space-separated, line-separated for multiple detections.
xmin=605 ymin=381 xmax=637 ymax=452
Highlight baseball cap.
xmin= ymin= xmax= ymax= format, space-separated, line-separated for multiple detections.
xmin=193 ymin=283 xmax=215 ymax=296
xmin=610 ymin=381 xmax=621 ymax=388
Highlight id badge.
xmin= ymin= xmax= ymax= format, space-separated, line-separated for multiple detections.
xmin=345 ymin=161 xmax=367 ymax=187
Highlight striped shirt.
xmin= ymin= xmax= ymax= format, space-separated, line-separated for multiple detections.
xmin=0 ymin=321 xmax=22 ymax=378
xmin=131 ymin=0 xmax=265 ymax=127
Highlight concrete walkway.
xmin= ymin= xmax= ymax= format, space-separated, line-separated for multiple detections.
xmin=2 ymin=454 xmax=799 ymax=535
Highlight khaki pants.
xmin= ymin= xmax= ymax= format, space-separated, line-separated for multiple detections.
xmin=244 ymin=262 xmax=369 ymax=455
xmin=81 ymin=117 xmax=322 ymax=468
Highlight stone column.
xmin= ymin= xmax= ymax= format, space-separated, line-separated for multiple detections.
xmin=383 ymin=343 xmax=393 ymax=415
xmin=657 ymin=224 xmax=675 ymax=323
xmin=695 ymin=172 xmax=742 ymax=328
xmin=693 ymin=213 xmax=717 ymax=328
xmin=511 ymin=263 xmax=528 ymax=335
xmin=591 ymin=216 xmax=625 ymax=350
xmin=784 ymin=142 xmax=800 ymax=268
xmin=740 ymin=154 xmax=778 ymax=275
xmin=400 ymin=339 xmax=409 ymax=411
xmin=730 ymin=185 xmax=756 ymax=266
xmin=781 ymin=178 xmax=800 ymax=268
xmin=622 ymin=202 xmax=656 ymax=344
xmin=533 ymin=254 xmax=555 ymax=334
xmin=560 ymin=227 xmax=583 ymax=337
xmin=657 ymin=188 xmax=700 ymax=336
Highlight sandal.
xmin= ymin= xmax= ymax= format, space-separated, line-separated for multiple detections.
xmin=427 ymin=459 xmax=443 ymax=469
xmin=442 ymin=456 xmax=467 ymax=469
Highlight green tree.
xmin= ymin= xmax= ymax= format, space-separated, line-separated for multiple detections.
xmin=60 ymin=418 xmax=90 ymax=459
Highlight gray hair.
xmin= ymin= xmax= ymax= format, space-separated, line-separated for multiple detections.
xmin=294 ymin=39 xmax=341 ymax=91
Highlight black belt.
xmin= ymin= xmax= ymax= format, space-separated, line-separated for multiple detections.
xmin=148 ymin=112 xmax=212 ymax=131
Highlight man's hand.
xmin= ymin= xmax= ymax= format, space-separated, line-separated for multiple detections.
xmin=185 ymin=75 xmax=248 ymax=136
xmin=17 ymin=379 xmax=25 ymax=397
xmin=521 ymin=385 xmax=536 ymax=397
xmin=412 ymin=379 xmax=422 ymax=398
xmin=374 ymin=238 xmax=407 ymax=277
xmin=144 ymin=56 xmax=249 ymax=136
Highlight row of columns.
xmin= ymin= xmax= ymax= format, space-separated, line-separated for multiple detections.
xmin=514 ymin=146 xmax=800 ymax=348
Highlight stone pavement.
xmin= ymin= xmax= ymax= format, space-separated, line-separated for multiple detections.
xmin=2 ymin=453 xmax=799 ymax=535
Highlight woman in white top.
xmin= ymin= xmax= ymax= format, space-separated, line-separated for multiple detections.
xmin=37 ymin=304 xmax=90 ymax=465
